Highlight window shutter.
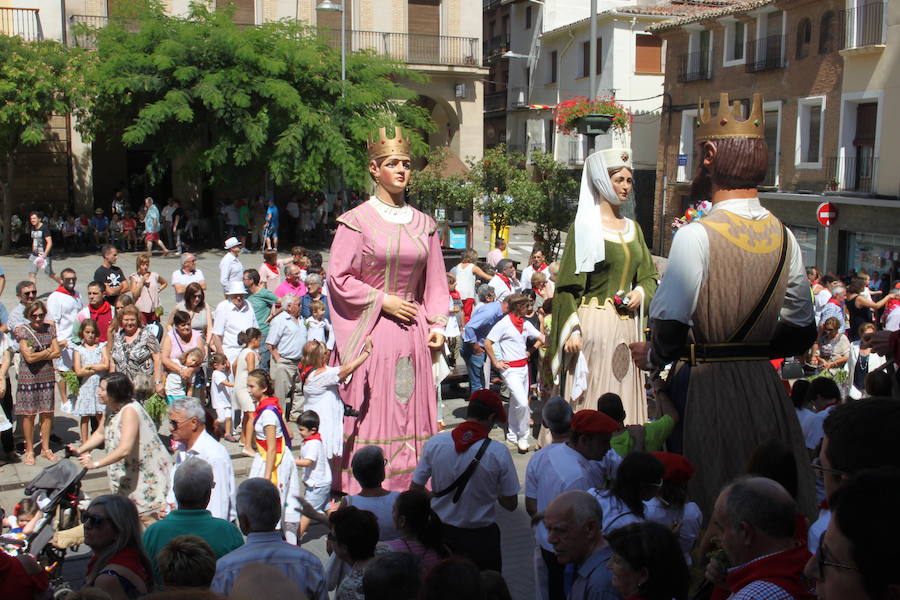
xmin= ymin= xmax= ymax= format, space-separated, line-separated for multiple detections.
xmin=635 ymin=34 xmax=663 ymax=73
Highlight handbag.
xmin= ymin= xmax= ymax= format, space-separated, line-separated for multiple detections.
xmin=780 ymin=360 xmax=805 ymax=380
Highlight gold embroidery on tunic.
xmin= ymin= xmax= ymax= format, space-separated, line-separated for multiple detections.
xmin=701 ymin=213 xmax=782 ymax=254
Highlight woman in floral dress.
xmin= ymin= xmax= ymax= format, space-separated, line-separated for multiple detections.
xmin=110 ymin=305 xmax=164 ymax=402
xmin=14 ymin=301 xmax=61 ymax=465
xmin=71 ymin=372 xmax=172 ymax=523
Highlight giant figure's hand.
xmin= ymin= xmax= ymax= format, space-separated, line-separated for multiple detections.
xmin=382 ymin=294 xmax=418 ymax=323
xmin=427 ymin=332 xmax=445 ymax=349
xmin=564 ymin=331 xmax=583 ymax=354
xmin=629 ymin=341 xmax=652 ymax=370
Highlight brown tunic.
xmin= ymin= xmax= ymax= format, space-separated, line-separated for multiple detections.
xmin=679 ymin=209 xmax=815 ymax=519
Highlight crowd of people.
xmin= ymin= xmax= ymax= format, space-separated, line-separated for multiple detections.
xmin=2 ymin=113 xmax=900 ymax=600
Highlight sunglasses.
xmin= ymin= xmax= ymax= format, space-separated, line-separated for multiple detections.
xmin=81 ymin=512 xmax=109 ymax=527
xmin=30 ymin=312 xmax=46 ymax=318
xmin=21 ymin=291 xmax=36 ymax=297
xmin=815 ymin=537 xmax=858 ymax=576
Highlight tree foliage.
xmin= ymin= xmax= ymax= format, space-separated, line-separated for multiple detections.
xmin=78 ymin=0 xmax=434 ymax=192
xmin=407 ymin=146 xmax=473 ymax=215
xmin=0 ymin=36 xmax=92 ymax=252
xmin=466 ymin=145 xmax=542 ymax=235
xmin=529 ymin=150 xmax=579 ymax=261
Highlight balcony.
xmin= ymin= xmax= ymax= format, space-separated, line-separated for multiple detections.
xmin=842 ymin=0 xmax=885 ymax=49
xmin=826 ymin=155 xmax=877 ymax=193
xmin=483 ymin=0 xmax=501 ymax=11
xmin=484 ymin=91 xmax=507 ymax=113
xmin=0 ymin=7 xmax=43 ymax=41
xmin=677 ymin=52 xmax=712 ymax=82
xmin=746 ymin=35 xmax=784 ymax=72
xmin=482 ymin=33 xmax=509 ymax=62
xmin=510 ymin=87 xmax=528 ymax=109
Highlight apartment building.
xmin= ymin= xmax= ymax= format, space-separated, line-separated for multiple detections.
xmin=1 ymin=0 xmax=486 ymax=213
xmin=651 ymin=0 xmax=898 ymax=277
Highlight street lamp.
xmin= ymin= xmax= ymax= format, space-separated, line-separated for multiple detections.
xmin=317 ymin=0 xmax=345 ymax=85
xmin=501 ymin=51 xmax=531 ymax=60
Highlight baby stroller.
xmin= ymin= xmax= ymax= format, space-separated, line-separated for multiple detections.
xmin=1 ymin=460 xmax=87 ymax=587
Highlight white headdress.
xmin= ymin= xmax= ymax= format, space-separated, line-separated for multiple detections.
xmin=572 ymin=148 xmax=633 ymax=274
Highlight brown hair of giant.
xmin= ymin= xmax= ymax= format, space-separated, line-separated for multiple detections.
xmin=702 ymin=137 xmax=769 ymax=190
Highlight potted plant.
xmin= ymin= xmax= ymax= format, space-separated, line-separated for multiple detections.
xmin=553 ymin=96 xmax=632 ymax=136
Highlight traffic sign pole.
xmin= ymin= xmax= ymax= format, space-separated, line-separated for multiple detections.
xmin=816 ymin=202 xmax=838 ymax=273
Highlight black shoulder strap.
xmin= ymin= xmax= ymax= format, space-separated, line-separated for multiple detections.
xmin=433 ymin=437 xmax=493 ymax=503
xmin=728 ymin=223 xmax=789 ymax=343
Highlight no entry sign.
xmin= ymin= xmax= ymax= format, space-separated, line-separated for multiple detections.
xmin=817 ymin=202 xmax=838 ymax=227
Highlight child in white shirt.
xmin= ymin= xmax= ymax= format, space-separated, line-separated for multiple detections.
xmin=295 ymin=409 xmax=332 ymax=540
xmin=305 ymin=300 xmax=334 ymax=351
xmin=209 ymin=353 xmax=235 ymax=440
xmin=165 ymin=347 xmax=203 ymax=401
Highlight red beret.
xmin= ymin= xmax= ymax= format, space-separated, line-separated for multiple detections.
xmin=469 ymin=389 xmax=507 ymax=423
xmin=571 ymin=410 xmax=619 ymax=434
xmin=651 ymin=452 xmax=695 ymax=484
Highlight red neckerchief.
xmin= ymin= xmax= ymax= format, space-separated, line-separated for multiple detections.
xmin=298 ymin=364 xmax=315 ymax=383
xmin=302 ymin=432 xmax=322 ymax=444
xmin=509 ymin=313 xmax=525 ymax=333
xmin=254 ymin=396 xmax=282 ymax=423
xmin=53 ymin=285 xmax=76 ymax=297
xmin=449 ymin=290 xmax=461 ymax=300
xmin=89 ymin=301 xmax=112 ymax=318
xmin=535 ymin=262 xmax=548 ymax=272
xmin=725 ymin=545 xmax=815 ymax=600
xmin=264 ymin=263 xmax=279 ymax=275
xmin=827 ymin=298 xmax=842 ymax=307
xmin=497 ymin=273 xmax=512 ymax=290
xmin=87 ymin=546 xmax=147 ymax=584
xmin=451 ymin=421 xmax=489 ymax=453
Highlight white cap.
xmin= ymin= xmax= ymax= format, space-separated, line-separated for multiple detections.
xmin=226 ymin=281 xmax=248 ymax=296
xmin=224 ymin=237 xmax=242 ymax=250
xmin=596 ymin=147 xmax=633 ymax=171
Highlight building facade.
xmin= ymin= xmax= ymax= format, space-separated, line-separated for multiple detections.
xmin=1 ymin=0 xmax=486 ymax=215
xmin=651 ymin=0 xmax=898 ymax=277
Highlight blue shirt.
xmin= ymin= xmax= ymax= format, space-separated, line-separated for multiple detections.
xmin=568 ymin=544 xmax=619 ymax=600
xmin=266 ymin=205 xmax=279 ymax=229
xmin=265 ymin=311 xmax=308 ymax=360
xmin=210 ymin=531 xmax=326 ymax=598
xmin=145 ymin=205 xmax=161 ymax=233
xmin=820 ymin=301 xmax=847 ymax=332
xmin=463 ymin=301 xmax=505 ymax=344
xmin=301 ymin=293 xmax=330 ymax=320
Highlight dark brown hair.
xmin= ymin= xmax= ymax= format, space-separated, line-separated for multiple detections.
xmin=693 ymin=137 xmax=769 ymax=196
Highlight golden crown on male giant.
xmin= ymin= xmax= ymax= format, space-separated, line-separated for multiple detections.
xmin=367 ymin=126 xmax=412 ymax=160
xmin=695 ymin=93 xmax=765 ymax=141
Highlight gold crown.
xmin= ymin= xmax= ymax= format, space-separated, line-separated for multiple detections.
xmin=367 ymin=126 xmax=412 ymax=160
xmin=695 ymin=93 xmax=764 ymax=140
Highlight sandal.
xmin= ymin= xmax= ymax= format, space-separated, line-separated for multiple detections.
xmin=241 ymin=448 xmax=257 ymax=458
xmin=223 ymin=435 xmax=238 ymax=443
xmin=42 ymin=450 xmax=60 ymax=462
xmin=23 ymin=452 xmax=35 ymax=466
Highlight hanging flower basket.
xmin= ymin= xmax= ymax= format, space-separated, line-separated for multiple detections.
xmin=553 ymin=96 xmax=632 ymax=136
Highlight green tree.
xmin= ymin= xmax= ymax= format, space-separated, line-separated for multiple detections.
xmin=407 ymin=146 xmax=473 ymax=215
xmin=78 ymin=1 xmax=433 ymax=193
xmin=529 ymin=151 xmax=578 ymax=261
xmin=466 ymin=145 xmax=540 ymax=241
xmin=0 ymin=36 xmax=91 ymax=252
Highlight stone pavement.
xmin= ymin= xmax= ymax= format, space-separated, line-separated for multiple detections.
xmin=0 ymin=241 xmax=542 ymax=598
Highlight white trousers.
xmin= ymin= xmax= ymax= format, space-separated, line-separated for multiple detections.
xmin=501 ymin=365 xmax=530 ymax=440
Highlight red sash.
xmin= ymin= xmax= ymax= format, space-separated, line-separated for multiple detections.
xmin=507 ymin=358 xmax=529 ymax=368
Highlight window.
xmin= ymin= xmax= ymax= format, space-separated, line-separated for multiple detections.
xmin=761 ymin=101 xmax=782 ymax=186
xmin=723 ymin=19 xmax=746 ymax=65
xmin=677 ymin=109 xmax=698 ymax=182
xmin=796 ymin=97 xmax=825 ymax=168
xmin=545 ymin=119 xmax=554 ymax=154
xmin=684 ymin=28 xmax=713 ymax=80
xmin=548 ymin=50 xmax=557 ymax=83
xmin=796 ymin=18 xmax=811 ymax=59
xmin=819 ymin=11 xmax=836 ymax=54
xmin=525 ymin=6 xmax=532 ymax=29
xmin=635 ymin=34 xmax=663 ymax=74
xmin=580 ymin=38 xmax=602 ymax=77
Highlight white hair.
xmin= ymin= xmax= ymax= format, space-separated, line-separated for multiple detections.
xmin=305 ymin=273 xmax=323 ymax=288
xmin=168 ymin=397 xmax=206 ymax=422
xmin=180 ymin=253 xmax=196 ymax=266
xmin=173 ymin=457 xmax=214 ymax=508
xmin=280 ymin=293 xmax=300 ymax=308
xmin=236 ymin=478 xmax=282 ymax=531
xmin=284 ymin=263 xmax=300 ymax=277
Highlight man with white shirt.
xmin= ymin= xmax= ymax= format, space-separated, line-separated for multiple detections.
xmin=166 ymin=397 xmax=236 ymax=521
xmin=171 ymin=253 xmax=207 ymax=303
xmin=631 ymin=93 xmax=817 ymax=519
xmin=519 ymin=248 xmax=549 ymax=292
xmin=47 ymin=268 xmax=83 ymax=402
xmin=219 ymin=237 xmax=244 ymax=292
xmin=525 ymin=409 xmax=617 ymax=600
xmin=212 ymin=282 xmax=259 ymax=363
xmin=488 ymin=258 xmax=520 ymax=302
xmin=411 ymin=390 xmax=519 ymax=572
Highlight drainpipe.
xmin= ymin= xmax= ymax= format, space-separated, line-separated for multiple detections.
xmin=658 ymin=91 xmax=673 ymax=254
xmin=59 ymin=0 xmax=67 ymax=45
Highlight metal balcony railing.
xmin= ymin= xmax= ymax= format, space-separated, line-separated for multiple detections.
xmin=0 ymin=7 xmax=43 ymax=41
xmin=483 ymin=0 xmax=501 ymax=11
xmin=482 ymin=33 xmax=509 ymax=61
xmin=677 ymin=51 xmax=712 ymax=82
xmin=323 ymin=29 xmax=479 ymax=67
xmin=484 ymin=91 xmax=507 ymax=113
xmin=842 ymin=0 xmax=885 ymax=48
xmin=746 ymin=35 xmax=785 ymax=72
xmin=568 ymin=140 xmax=584 ymax=166
xmin=826 ymin=155 xmax=877 ymax=193
xmin=529 ymin=143 xmax=545 ymax=155
xmin=510 ymin=87 xmax=528 ymax=109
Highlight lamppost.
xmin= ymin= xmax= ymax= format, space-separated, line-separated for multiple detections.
xmin=316 ymin=0 xmax=345 ymax=86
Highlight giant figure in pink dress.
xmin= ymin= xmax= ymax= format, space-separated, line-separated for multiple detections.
xmin=328 ymin=127 xmax=449 ymax=493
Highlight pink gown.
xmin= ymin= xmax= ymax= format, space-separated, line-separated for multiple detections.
xmin=328 ymin=200 xmax=449 ymax=493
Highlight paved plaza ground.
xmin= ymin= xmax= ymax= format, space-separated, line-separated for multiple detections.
xmin=0 ymin=224 xmax=544 ymax=598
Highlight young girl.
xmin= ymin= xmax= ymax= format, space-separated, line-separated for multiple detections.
xmin=72 ymin=319 xmax=109 ymax=445
xmin=246 ymin=369 xmax=300 ymax=542
xmin=259 ymin=249 xmax=283 ymax=292
xmin=3 ymin=497 xmax=40 ymax=535
xmin=298 ymin=336 xmax=372 ymax=480
xmin=446 ymin=273 xmax=463 ymax=368
xmin=451 ymin=248 xmax=491 ymax=323
xmin=165 ymin=347 xmax=203 ymax=402
xmin=484 ymin=293 xmax=544 ymax=453
xmin=304 ymin=300 xmax=334 ymax=351
xmin=232 ymin=328 xmax=261 ymax=456
xmin=122 ymin=212 xmax=137 ymax=251
xmin=209 ymin=353 xmax=235 ymax=441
